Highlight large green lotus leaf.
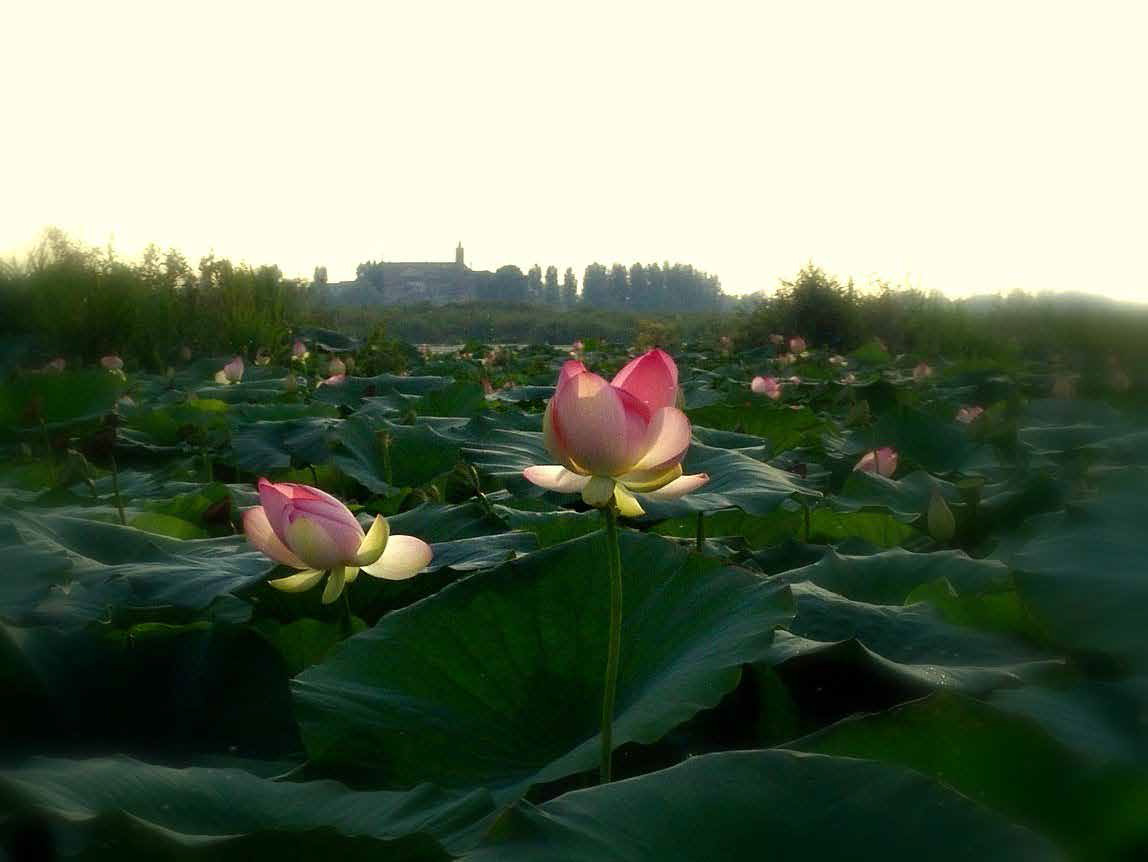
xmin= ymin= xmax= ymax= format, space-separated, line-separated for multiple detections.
xmin=0 ymin=522 xmax=72 ymax=623
xmin=655 ymin=504 xmax=914 ymax=549
xmin=313 ymin=374 xmax=453 ymax=407
xmin=689 ymin=424 xmax=768 ymax=454
xmin=0 ymin=756 xmax=492 ymax=861
xmin=768 ymin=546 xmax=1013 ymax=606
xmin=386 ymin=501 xmax=508 ymax=543
xmin=792 ymin=693 xmax=1148 ymax=860
xmin=873 ymin=406 xmax=977 ymax=473
xmin=331 ymin=415 xmax=461 ymax=493
xmin=1006 ymin=468 xmax=1148 ymax=664
xmin=293 ymin=531 xmax=793 ymax=796
xmin=492 ymin=505 xmax=603 ymax=548
xmin=464 ymin=749 xmax=1058 ymax=862
xmin=0 ymin=509 xmax=273 ymax=618
xmin=0 ymin=370 xmax=125 ymax=434
xmin=415 ymin=381 xmax=489 ymax=418
xmin=686 ymin=400 xmax=827 ymax=452
xmin=230 ymin=418 xmax=339 ymax=472
xmin=778 ymin=581 xmax=1047 ymax=668
xmin=832 ymin=469 xmax=960 ymax=519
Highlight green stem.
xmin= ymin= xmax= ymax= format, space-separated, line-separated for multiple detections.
xmin=340 ymin=589 xmax=354 ymax=636
xmin=382 ymin=434 xmax=394 ymax=486
xmin=695 ymin=511 xmax=705 ymax=552
xmin=600 ymin=506 xmax=623 ymax=784
xmin=110 ymin=453 xmax=127 ymax=526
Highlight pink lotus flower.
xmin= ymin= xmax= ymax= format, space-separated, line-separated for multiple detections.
xmin=751 ymin=375 xmax=781 ymax=399
xmin=523 ymin=349 xmax=708 ymax=516
xmin=854 ymin=447 xmax=898 ymax=477
xmin=214 ymin=356 xmax=244 ymax=384
xmin=43 ymin=357 xmax=66 ymax=373
xmin=913 ymin=362 xmax=933 ymax=381
xmin=243 ymin=479 xmax=432 ymax=603
xmin=956 ymin=406 xmax=984 ymax=424
xmin=326 ymin=356 xmax=346 ymax=377
xmin=292 ymin=339 xmax=309 ymax=361
xmin=317 ymin=373 xmax=346 ymax=387
xmin=101 ymin=355 xmax=123 ymax=371
xmin=789 ymin=336 xmax=807 ymax=354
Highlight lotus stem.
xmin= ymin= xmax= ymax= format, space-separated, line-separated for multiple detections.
xmin=110 ymin=453 xmax=126 ymax=526
xmin=600 ymin=505 xmax=623 ymax=783
xmin=695 ymin=511 xmax=705 ymax=552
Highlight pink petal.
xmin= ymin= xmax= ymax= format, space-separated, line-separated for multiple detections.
xmin=555 ymin=360 xmax=587 ymax=396
xmin=242 ymin=506 xmax=308 ymax=569
xmin=361 ymin=535 xmax=434 ymax=580
xmin=611 ymin=349 xmax=679 ymax=412
xmin=542 ymin=400 xmax=571 ymax=464
xmin=523 ymin=465 xmax=591 ymax=493
xmin=641 ymin=472 xmax=709 ymax=500
xmin=631 ymin=407 xmax=692 ymax=473
xmin=551 ymin=371 xmax=647 ymax=475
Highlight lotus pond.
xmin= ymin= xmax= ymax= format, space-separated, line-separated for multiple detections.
xmin=1 ymin=336 xmax=1146 ymax=860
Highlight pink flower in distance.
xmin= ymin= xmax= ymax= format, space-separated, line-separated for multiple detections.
xmin=326 ymin=356 xmax=346 ymax=377
xmin=243 ymin=479 xmax=432 ymax=603
xmin=789 ymin=336 xmax=807 ymax=354
xmin=751 ymin=375 xmax=781 ymax=399
xmin=913 ymin=362 xmax=933 ymax=381
xmin=214 ymin=356 xmax=244 ymax=384
xmin=292 ymin=339 xmax=309 ymax=360
xmin=317 ymin=373 xmax=346 ymax=387
xmin=523 ymin=349 xmax=708 ymax=516
xmin=956 ymin=406 xmax=984 ymax=424
xmin=101 ymin=355 xmax=123 ymax=371
xmin=854 ymin=447 xmax=898 ymax=477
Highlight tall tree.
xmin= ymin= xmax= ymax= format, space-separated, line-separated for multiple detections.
xmin=313 ymin=265 xmax=328 ymax=288
xmin=582 ymin=263 xmax=609 ymax=308
xmin=629 ymin=263 xmax=649 ymax=310
xmin=608 ymin=264 xmax=629 ymax=308
xmin=526 ymin=264 xmax=543 ymax=304
xmin=490 ymin=264 xmax=528 ymax=304
xmin=561 ymin=267 xmax=578 ymax=307
xmin=544 ymin=265 xmax=560 ymax=306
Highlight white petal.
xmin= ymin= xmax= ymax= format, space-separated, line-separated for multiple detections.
xmin=613 ymin=484 xmax=645 ymax=517
xmin=523 ymin=465 xmax=591 ymax=493
xmin=355 ymin=515 xmax=390 ymax=566
xmin=629 ymin=407 xmax=692 ymax=472
xmin=581 ymin=475 xmax=616 ymax=508
xmin=361 ymin=535 xmax=433 ymax=581
xmin=640 ymin=472 xmax=710 ymax=500
xmin=267 ymin=568 xmax=325 ymax=593
xmin=321 ymin=566 xmax=347 ymax=604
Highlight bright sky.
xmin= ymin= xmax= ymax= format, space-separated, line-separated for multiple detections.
xmin=3 ymin=1 xmax=1146 ymax=301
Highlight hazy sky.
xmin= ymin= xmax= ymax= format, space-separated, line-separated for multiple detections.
xmin=3 ymin=1 xmax=1146 ymax=301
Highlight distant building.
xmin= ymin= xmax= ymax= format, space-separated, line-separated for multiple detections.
xmin=328 ymin=243 xmax=492 ymax=306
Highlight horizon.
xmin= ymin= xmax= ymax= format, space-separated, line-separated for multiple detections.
xmin=3 ymin=1 xmax=1146 ymax=302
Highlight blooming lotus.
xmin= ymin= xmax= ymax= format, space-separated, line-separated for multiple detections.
xmin=214 ymin=356 xmax=244 ymax=385
xmin=789 ymin=336 xmax=807 ymax=354
xmin=523 ymin=349 xmax=708 ymax=516
xmin=101 ymin=355 xmax=123 ymax=371
xmin=751 ymin=375 xmax=781 ymax=399
xmin=854 ymin=447 xmax=898 ymax=477
xmin=956 ymin=406 xmax=984 ymax=424
xmin=913 ymin=362 xmax=933 ymax=381
xmin=243 ymin=479 xmax=432 ymax=603
xmin=292 ymin=339 xmax=309 ymax=361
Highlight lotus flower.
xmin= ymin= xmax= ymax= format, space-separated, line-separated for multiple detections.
xmin=101 ymin=355 xmax=123 ymax=371
xmin=913 ymin=362 xmax=933 ymax=381
xmin=317 ymin=373 xmax=346 ymax=387
xmin=854 ymin=447 xmax=898 ymax=477
xmin=523 ymin=349 xmax=708 ymax=516
xmin=43 ymin=357 xmax=66 ymax=373
xmin=751 ymin=375 xmax=781 ymax=399
xmin=789 ymin=336 xmax=807 ymax=354
xmin=214 ymin=356 xmax=244 ymax=385
xmin=292 ymin=339 xmax=309 ymax=361
xmin=243 ymin=479 xmax=432 ymax=603
xmin=326 ymin=356 xmax=346 ymax=377
xmin=955 ymin=406 xmax=984 ymax=424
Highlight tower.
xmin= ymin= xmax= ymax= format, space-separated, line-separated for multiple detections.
xmin=455 ymin=242 xmax=465 ymax=266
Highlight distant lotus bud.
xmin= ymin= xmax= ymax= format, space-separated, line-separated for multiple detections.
xmin=43 ymin=357 xmax=66 ymax=373
xmin=101 ymin=355 xmax=123 ymax=371
xmin=214 ymin=356 xmax=245 ymax=385
xmin=573 ymin=340 xmax=584 ymax=352
xmin=913 ymin=362 xmax=933 ymax=381
xmin=854 ymin=447 xmax=898 ymax=477
xmin=751 ymin=375 xmax=781 ymax=399
xmin=927 ymin=488 xmax=956 ymax=542
xmin=318 ymin=373 xmax=346 ymax=388
xmin=955 ymin=406 xmax=984 ymax=424
xmin=789 ymin=336 xmax=807 ymax=354
xmin=292 ymin=339 xmax=309 ymax=360
xmin=786 ymin=375 xmax=801 ymax=385
xmin=327 ymin=356 xmax=346 ymax=377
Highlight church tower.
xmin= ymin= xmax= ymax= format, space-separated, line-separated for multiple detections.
xmin=455 ymin=242 xmax=465 ymax=267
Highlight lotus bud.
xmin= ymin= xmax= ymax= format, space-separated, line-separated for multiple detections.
xmin=789 ymin=336 xmax=807 ymax=354
xmin=913 ymin=362 xmax=933 ymax=381
xmin=854 ymin=447 xmax=897 ymax=477
xmin=101 ymin=355 xmax=124 ymax=371
xmin=751 ymin=375 xmax=781 ymax=400
xmin=327 ymin=356 xmax=346 ymax=377
xmin=214 ymin=356 xmax=244 ymax=385
xmin=292 ymin=339 xmax=309 ymax=361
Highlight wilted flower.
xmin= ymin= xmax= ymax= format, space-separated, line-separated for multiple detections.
xmin=243 ymin=479 xmax=432 ymax=603
xmin=523 ymin=349 xmax=708 ymax=516
xmin=751 ymin=375 xmax=781 ymax=399
xmin=854 ymin=447 xmax=898 ymax=477
xmin=955 ymin=406 xmax=984 ymax=424
xmin=292 ymin=339 xmax=309 ymax=361
xmin=101 ymin=355 xmax=124 ymax=371
xmin=789 ymin=336 xmax=807 ymax=354
xmin=913 ymin=362 xmax=933 ymax=381
xmin=214 ymin=356 xmax=245 ymax=385
xmin=43 ymin=357 xmax=66 ymax=373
